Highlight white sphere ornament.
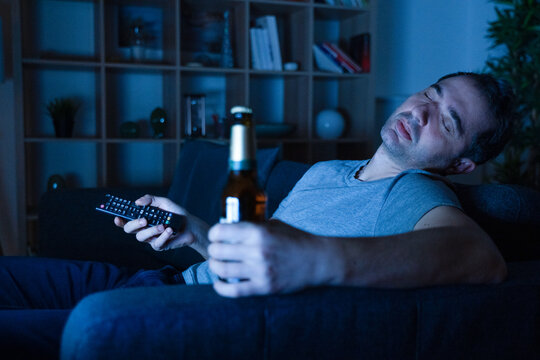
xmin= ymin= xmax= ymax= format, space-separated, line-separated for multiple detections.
xmin=316 ymin=109 xmax=345 ymax=139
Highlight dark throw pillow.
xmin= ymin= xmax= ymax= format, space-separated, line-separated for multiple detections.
xmin=167 ymin=140 xmax=280 ymax=225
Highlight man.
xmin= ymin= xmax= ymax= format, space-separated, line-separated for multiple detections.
xmin=0 ymin=71 xmax=516 ymax=358
xmin=118 ymin=72 xmax=515 ymax=297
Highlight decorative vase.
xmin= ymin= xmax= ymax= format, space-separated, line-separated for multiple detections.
xmin=47 ymin=174 xmax=66 ymax=191
xmin=316 ymin=109 xmax=345 ymax=139
xmin=52 ymin=115 xmax=75 ymax=138
xmin=150 ymin=107 xmax=167 ymax=138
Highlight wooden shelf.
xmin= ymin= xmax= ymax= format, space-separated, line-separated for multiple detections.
xmin=14 ymin=0 xmax=376 ymax=253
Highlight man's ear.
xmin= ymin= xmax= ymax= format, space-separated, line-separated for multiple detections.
xmin=445 ymin=158 xmax=476 ymax=175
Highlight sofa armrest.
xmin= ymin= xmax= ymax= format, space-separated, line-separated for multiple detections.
xmin=61 ymin=261 xmax=540 ymax=360
xmin=38 ymin=188 xmax=203 ymax=270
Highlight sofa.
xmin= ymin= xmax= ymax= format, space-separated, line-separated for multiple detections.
xmin=35 ymin=140 xmax=540 ymax=359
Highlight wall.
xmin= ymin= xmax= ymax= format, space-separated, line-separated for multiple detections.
xmin=375 ymin=0 xmax=498 ymax=96
xmin=374 ymin=0 xmax=500 ymax=183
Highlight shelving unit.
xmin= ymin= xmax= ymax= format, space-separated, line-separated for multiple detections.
xmin=14 ymin=0 xmax=376 ymax=254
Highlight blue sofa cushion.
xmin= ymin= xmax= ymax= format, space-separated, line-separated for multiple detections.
xmin=167 ymin=140 xmax=281 ymax=225
xmin=61 ymin=262 xmax=540 ymax=359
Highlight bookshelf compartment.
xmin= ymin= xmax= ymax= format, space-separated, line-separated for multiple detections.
xmin=180 ymin=0 xmax=246 ymax=69
xmin=23 ymin=66 xmax=101 ymax=138
xmin=313 ymin=9 xmax=369 ymax=59
xmin=180 ymin=72 xmax=245 ymax=136
xmin=313 ymin=76 xmax=369 ymax=139
xmin=106 ymin=143 xmax=177 ymax=187
xmin=21 ymin=0 xmax=100 ymax=61
xmin=104 ymin=1 xmax=177 ymax=65
xmin=249 ymin=4 xmax=310 ymax=71
xmin=25 ymin=142 xmax=99 ymax=211
xmin=249 ymin=74 xmax=309 ymax=139
xmin=106 ymin=68 xmax=177 ymax=139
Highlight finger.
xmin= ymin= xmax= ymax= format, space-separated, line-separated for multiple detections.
xmin=150 ymin=227 xmax=178 ymax=250
xmin=135 ymin=195 xmax=185 ymax=215
xmin=208 ymin=223 xmax=262 ymax=245
xmin=213 ymin=279 xmax=263 ymax=298
xmin=208 ymin=243 xmax=262 ymax=262
xmin=135 ymin=194 xmax=154 ymax=206
xmin=135 ymin=224 xmax=166 ymax=242
xmin=123 ymin=218 xmax=147 ymax=234
xmin=114 ymin=217 xmax=126 ymax=228
xmin=208 ymin=258 xmax=253 ymax=280
xmin=163 ymin=232 xmax=195 ymax=249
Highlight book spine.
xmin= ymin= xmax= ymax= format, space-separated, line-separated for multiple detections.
xmin=317 ymin=43 xmax=349 ymax=72
xmin=360 ymin=33 xmax=371 ymax=72
xmin=350 ymin=33 xmax=371 ymax=73
xmin=258 ymin=28 xmax=273 ymax=70
xmin=313 ymin=44 xmax=343 ymax=73
xmin=250 ymin=28 xmax=262 ymax=70
xmin=256 ymin=16 xmax=282 ymax=71
xmin=320 ymin=43 xmax=356 ymax=73
xmin=322 ymin=42 xmax=362 ymax=73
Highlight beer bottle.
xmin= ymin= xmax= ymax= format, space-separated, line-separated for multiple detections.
xmin=220 ymin=106 xmax=267 ymax=224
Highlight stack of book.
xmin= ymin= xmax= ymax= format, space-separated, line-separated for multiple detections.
xmin=250 ymin=15 xmax=282 ymax=71
xmin=313 ymin=42 xmax=362 ymax=74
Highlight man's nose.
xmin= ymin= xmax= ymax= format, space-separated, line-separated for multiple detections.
xmin=412 ymin=105 xmax=429 ymax=126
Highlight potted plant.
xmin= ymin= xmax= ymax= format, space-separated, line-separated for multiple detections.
xmin=46 ymin=97 xmax=80 ymax=138
xmin=485 ymin=0 xmax=540 ymax=189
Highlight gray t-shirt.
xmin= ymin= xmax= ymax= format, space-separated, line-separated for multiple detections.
xmin=182 ymin=160 xmax=462 ymax=284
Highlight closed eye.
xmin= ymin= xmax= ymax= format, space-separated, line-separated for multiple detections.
xmin=442 ymin=117 xmax=452 ymax=133
xmin=424 ymin=92 xmax=432 ymax=101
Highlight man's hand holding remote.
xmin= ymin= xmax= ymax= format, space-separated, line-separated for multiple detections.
xmin=115 ymin=194 xmax=211 ymax=258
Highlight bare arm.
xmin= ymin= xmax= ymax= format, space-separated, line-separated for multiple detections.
xmin=207 ymin=206 xmax=507 ymax=297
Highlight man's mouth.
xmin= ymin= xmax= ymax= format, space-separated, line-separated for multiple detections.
xmin=396 ymin=119 xmax=412 ymax=141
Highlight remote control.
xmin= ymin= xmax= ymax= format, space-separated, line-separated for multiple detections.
xmin=96 ymin=194 xmax=186 ymax=235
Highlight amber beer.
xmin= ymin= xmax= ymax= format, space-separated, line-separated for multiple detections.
xmin=220 ymin=106 xmax=267 ymax=224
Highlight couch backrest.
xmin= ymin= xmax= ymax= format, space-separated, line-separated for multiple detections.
xmin=167 ymin=140 xmax=281 ymax=225
xmin=265 ymin=160 xmax=311 ymax=217
xmin=454 ymin=183 xmax=540 ymax=261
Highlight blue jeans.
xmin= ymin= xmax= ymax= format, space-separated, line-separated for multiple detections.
xmin=0 ymin=256 xmax=184 ymax=359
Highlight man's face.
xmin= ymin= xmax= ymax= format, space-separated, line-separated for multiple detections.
xmin=380 ymin=76 xmax=493 ymax=173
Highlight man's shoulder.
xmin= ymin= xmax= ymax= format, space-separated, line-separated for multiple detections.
xmin=392 ymin=170 xmax=455 ymax=193
xmin=386 ymin=170 xmax=460 ymax=208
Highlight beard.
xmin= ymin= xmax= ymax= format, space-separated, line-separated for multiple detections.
xmin=380 ymin=118 xmax=453 ymax=172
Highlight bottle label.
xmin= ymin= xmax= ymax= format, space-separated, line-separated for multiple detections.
xmin=220 ymin=197 xmax=240 ymax=224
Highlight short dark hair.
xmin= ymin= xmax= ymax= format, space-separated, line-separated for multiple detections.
xmin=437 ymin=72 xmax=517 ymax=165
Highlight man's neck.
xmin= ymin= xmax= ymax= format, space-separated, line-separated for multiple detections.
xmin=356 ymin=146 xmax=407 ymax=181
